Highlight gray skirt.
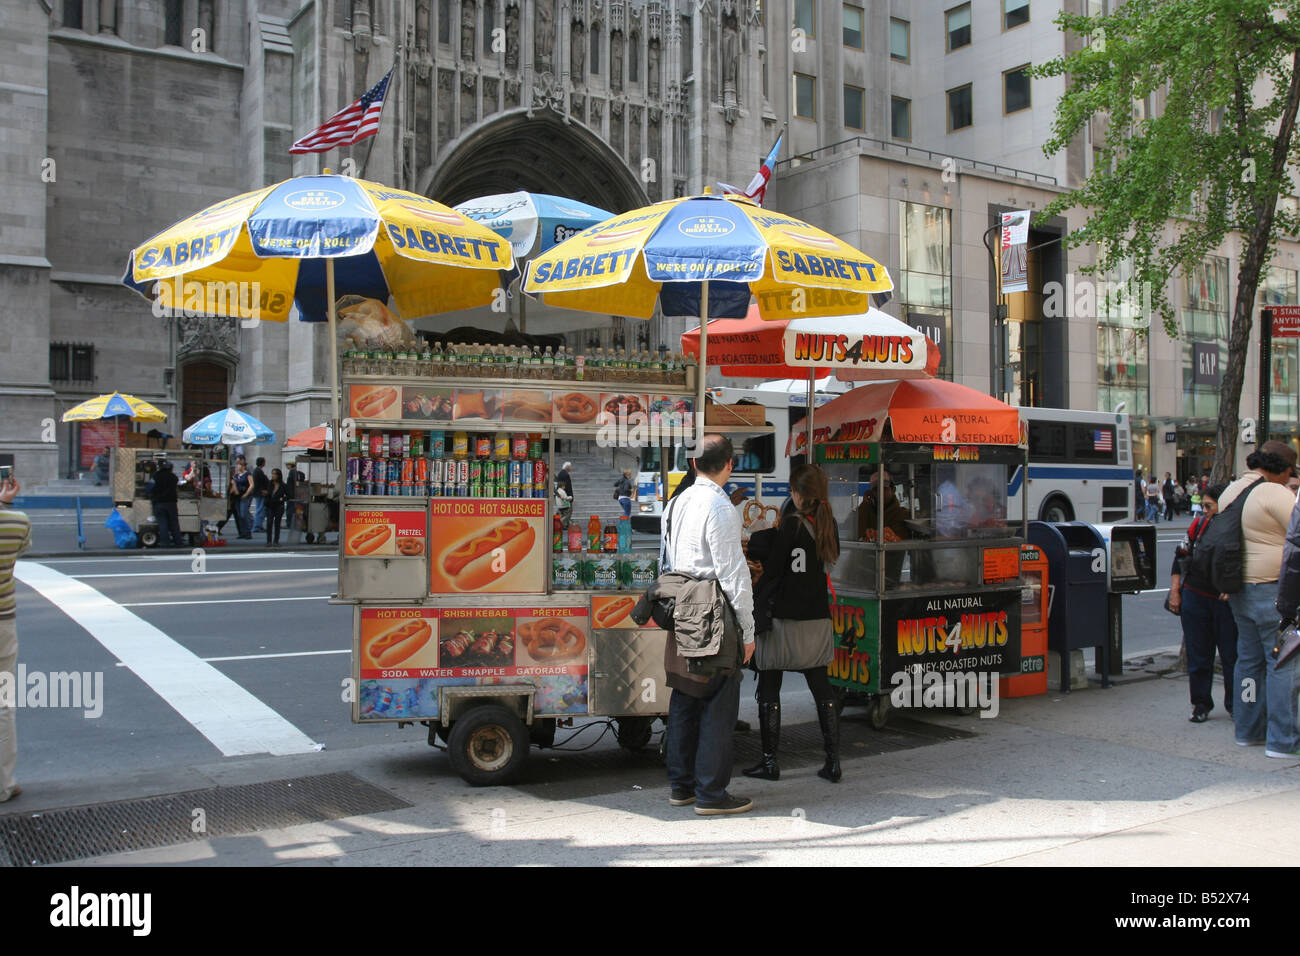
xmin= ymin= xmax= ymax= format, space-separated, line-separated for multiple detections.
xmin=755 ymin=617 xmax=834 ymax=672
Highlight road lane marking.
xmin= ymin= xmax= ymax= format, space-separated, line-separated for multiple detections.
xmin=40 ymin=551 xmax=330 ymax=563
xmin=73 ymin=568 xmax=336 ymax=578
xmin=114 ymin=648 xmax=349 ymax=665
xmin=14 ymin=562 xmax=321 ymax=757
xmin=122 ymin=596 xmax=329 ymax=607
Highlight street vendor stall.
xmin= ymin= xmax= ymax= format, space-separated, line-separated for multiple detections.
xmin=792 ymin=379 xmax=1028 ymax=727
xmin=111 ymin=447 xmax=228 ymax=547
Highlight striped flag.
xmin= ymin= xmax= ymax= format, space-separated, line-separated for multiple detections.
xmin=290 ymin=68 xmax=393 ymax=154
xmin=1094 ymin=429 xmax=1113 ymax=452
xmin=717 ymin=131 xmax=784 ymax=206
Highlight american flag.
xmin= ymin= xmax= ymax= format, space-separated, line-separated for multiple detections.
xmin=716 ymin=131 xmax=784 ymax=206
xmin=1094 ymin=429 xmax=1113 ymax=452
xmin=290 ymin=68 xmax=393 ymax=154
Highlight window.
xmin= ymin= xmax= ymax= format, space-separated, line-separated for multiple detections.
xmin=844 ymin=85 xmax=865 ymax=130
xmin=591 ymin=22 xmax=600 ymax=73
xmin=890 ymin=18 xmax=910 ymax=61
xmin=62 ymin=0 xmax=83 ymax=29
xmin=1181 ymin=257 xmax=1229 ymax=418
xmin=1263 ymin=269 xmax=1298 ymax=431
xmin=1004 ymin=65 xmax=1031 ymax=113
xmin=795 ymin=73 xmax=816 ymax=119
xmin=1005 ymin=0 xmax=1030 ymax=30
xmin=1097 ymin=261 xmax=1150 ymax=416
xmin=630 ymin=32 xmax=639 ymax=82
xmin=794 ymin=0 xmax=816 ymax=37
xmin=483 ymin=2 xmax=495 ymax=54
xmin=947 ymin=83 xmax=972 ymax=131
xmin=946 ymin=4 xmax=971 ymax=51
xmin=50 ymin=344 xmax=94 ymax=384
xmin=164 ymin=0 xmax=184 ymax=46
xmin=680 ymin=15 xmax=692 ymax=79
xmin=891 ymin=96 xmax=911 ymax=140
xmin=900 ymin=203 xmax=954 ymax=380
xmin=438 ymin=0 xmax=450 ymax=44
xmin=843 ymin=4 xmax=863 ymax=48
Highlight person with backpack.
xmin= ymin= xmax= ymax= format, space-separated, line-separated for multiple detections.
xmin=744 ymin=463 xmax=842 ymax=784
xmin=1169 ymin=484 xmax=1236 ymax=723
xmin=614 ymin=468 xmax=634 ymax=518
xmin=1213 ymin=442 xmax=1300 ymax=756
xmin=1144 ymin=474 xmax=1162 ymax=522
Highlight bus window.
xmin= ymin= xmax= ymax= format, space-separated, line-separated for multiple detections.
xmin=733 ymin=435 xmax=774 ymax=473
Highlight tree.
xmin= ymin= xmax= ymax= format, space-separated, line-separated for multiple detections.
xmin=1035 ymin=0 xmax=1300 ymax=484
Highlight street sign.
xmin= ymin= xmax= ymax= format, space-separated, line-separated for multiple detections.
xmin=1268 ymin=305 xmax=1300 ymax=338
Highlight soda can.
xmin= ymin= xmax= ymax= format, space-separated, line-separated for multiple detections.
xmin=520 ymin=460 xmax=533 ymax=490
xmin=402 ymin=481 xmax=416 ymax=496
xmin=347 ymin=456 xmax=361 ymax=482
xmin=497 ymin=468 xmax=509 ymax=498
xmin=369 ymin=480 xmax=384 ymax=496
xmin=387 ymin=480 xmax=400 ymax=496
xmin=414 ymin=458 xmax=429 ymax=484
xmin=533 ymin=459 xmax=548 ymax=494
xmin=468 ymin=459 xmax=483 ymax=483
xmin=457 ymin=459 xmax=470 ymax=497
xmin=428 ymin=457 xmax=443 ymax=485
xmin=401 ymin=459 xmax=414 ymax=483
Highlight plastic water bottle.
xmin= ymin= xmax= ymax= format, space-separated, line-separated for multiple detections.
xmin=617 ymin=516 xmax=631 ymax=553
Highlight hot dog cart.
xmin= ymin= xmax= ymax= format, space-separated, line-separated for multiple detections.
xmin=111 ymin=447 xmax=228 ymax=547
xmin=338 ymin=355 xmax=741 ymax=785
xmin=797 ymin=380 xmax=1029 ymax=728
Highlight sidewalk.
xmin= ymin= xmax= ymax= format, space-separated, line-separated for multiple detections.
xmin=21 ymin=509 xmax=337 ymax=558
xmin=4 ymin=648 xmax=1295 ymax=867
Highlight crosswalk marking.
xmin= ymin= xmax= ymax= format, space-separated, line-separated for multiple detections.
xmin=14 ymin=562 xmax=321 ymax=757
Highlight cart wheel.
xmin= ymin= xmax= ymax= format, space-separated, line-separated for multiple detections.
xmin=139 ymin=529 xmax=159 ymax=549
xmin=615 ymin=716 xmax=654 ymax=752
xmin=447 ymin=704 xmax=530 ymax=786
xmin=869 ymin=695 xmax=891 ymax=730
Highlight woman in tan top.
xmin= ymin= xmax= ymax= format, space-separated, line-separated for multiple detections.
xmin=1218 ymin=443 xmax=1300 ymax=756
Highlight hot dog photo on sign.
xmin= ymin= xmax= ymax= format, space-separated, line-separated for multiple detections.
xmin=361 ymin=613 xmax=439 ymax=670
xmin=428 ymin=501 xmax=547 ymax=594
xmin=350 ymin=384 xmax=400 ymax=420
xmin=437 ymin=517 xmax=536 ymax=591
xmin=592 ymin=595 xmax=637 ymax=629
xmin=347 ymin=522 xmax=394 ymax=556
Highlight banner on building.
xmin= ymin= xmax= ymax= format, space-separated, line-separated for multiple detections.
xmin=1193 ymin=342 xmax=1221 ymax=386
xmin=999 ymin=210 xmax=1031 ymax=295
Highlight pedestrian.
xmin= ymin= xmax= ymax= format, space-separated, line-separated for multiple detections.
xmin=660 ymin=434 xmax=756 ymax=815
xmin=250 ymin=457 xmax=269 ymax=533
xmin=1190 ymin=485 xmax=1203 ymax=516
xmin=265 ymin=468 xmax=287 ymax=546
xmin=1163 ymin=472 xmax=1176 ymax=521
xmin=1145 ymin=474 xmax=1162 ymax=522
xmin=1218 ymin=441 xmax=1300 ymax=756
xmin=93 ymin=450 xmax=109 ymax=486
xmin=745 ymin=463 xmax=842 ymax=783
xmin=615 ymin=468 xmax=634 ymax=518
xmin=284 ymin=461 xmax=305 ymax=540
xmin=148 ymin=460 xmax=185 ymax=547
xmin=232 ymin=456 xmax=253 ymax=539
xmin=1134 ymin=469 xmax=1145 ymax=521
xmin=1169 ymin=484 xmax=1236 ymax=723
xmin=554 ymin=461 xmax=574 ymax=528
xmin=0 ymin=475 xmax=32 ymax=803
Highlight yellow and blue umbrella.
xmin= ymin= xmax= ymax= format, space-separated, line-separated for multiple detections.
xmin=523 ymin=192 xmax=892 ymax=322
xmin=62 ymin=392 xmax=167 ymax=423
xmin=122 ymin=173 xmax=514 ymax=323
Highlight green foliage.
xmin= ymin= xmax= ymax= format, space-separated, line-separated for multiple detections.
xmin=1032 ymin=0 xmax=1300 ymax=337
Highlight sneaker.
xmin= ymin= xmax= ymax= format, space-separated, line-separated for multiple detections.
xmin=1265 ymin=748 xmax=1300 ymax=759
xmin=0 ymin=784 xmax=21 ymax=803
xmin=1236 ymin=739 xmax=1265 ymax=747
xmin=669 ymin=788 xmax=695 ymax=807
xmin=695 ymin=794 xmax=754 ymax=816
xmin=1190 ymin=707 xmax=1210 ymax=723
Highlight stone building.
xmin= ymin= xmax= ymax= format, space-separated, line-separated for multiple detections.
xmin=2 ymin=0 xmax=1296 ymax=484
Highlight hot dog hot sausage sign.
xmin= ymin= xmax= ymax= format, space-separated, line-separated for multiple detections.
xmin=343 ymin=508 xmax=427 ymax=557
xmin=428 ymin=499 xmax=547 ymax=594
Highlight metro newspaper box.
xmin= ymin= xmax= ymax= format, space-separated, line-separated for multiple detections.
xmin=1094 ymin=522 xmax=1158 ymax=679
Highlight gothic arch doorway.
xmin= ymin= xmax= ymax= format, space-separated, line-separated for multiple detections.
xmin=180 ymin=360 xmax=229 ymax=431
xmin=424 ymin=111 xmax=648 ymax=213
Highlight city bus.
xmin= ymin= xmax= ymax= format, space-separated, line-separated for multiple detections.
xmin=1011 ymin=406 xmax=1134 ymax=524
xmin=630 ymin=382 xmax=845 ymax=532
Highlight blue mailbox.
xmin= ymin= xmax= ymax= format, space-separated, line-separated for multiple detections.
xmin=1027 ymin=521 xmax=1111 ymax=691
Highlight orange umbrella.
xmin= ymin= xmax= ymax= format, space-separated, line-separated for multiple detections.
xmin=789 ymin=379 xmax=1022 ymax=454
xmin=285 ymin=425 xmax=331 ymax=450
xmin=681 ymin=305 xmax=939 ymax=381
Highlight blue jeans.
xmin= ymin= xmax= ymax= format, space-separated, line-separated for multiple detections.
xmin=1145 ymin=498 xmax=1160 ymax=521
xmin=666 ymin=676 xmax=741 ymax=805
xmin=1181 ymin=588 xmax=1237 ymax=712
xmin=152 ymin=501 xmax=184 ymax=547
xmin=236 ymin=497 xmax=252 ymax=536
xmin=619 ymin=495 xmax=632 ymax=517
xmin=250 ymin=495 xmax=265 ymax=531
xmin=1229 ymin=582 xmax=1300 ymax=751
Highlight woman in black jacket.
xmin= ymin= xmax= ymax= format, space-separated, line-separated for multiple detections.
xmin=743 ymin=463 xmax=842 ymax=783
xmin=265 ymin=468 xmax=288 ymax=546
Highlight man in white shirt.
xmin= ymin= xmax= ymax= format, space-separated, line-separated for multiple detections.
xmin=660 ymin=434 xmax=756 ymax=815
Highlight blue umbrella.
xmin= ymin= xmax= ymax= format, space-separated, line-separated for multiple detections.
xmin=183 ymin=408 xmax=276 ymax=446
xmin=454 ymin=191 xmax=614 ymax=260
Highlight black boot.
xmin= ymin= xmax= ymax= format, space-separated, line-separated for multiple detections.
xmin=742 ymin=702 xmax=781 ymax=780
xmin=816 ymin=699 xmax=841 ymax=783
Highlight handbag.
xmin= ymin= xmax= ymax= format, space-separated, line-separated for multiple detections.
xmin=1274 ymin=622 xmax=1300 ymax=667
xmin=756 ymin=617 xmax=834 ymax=671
